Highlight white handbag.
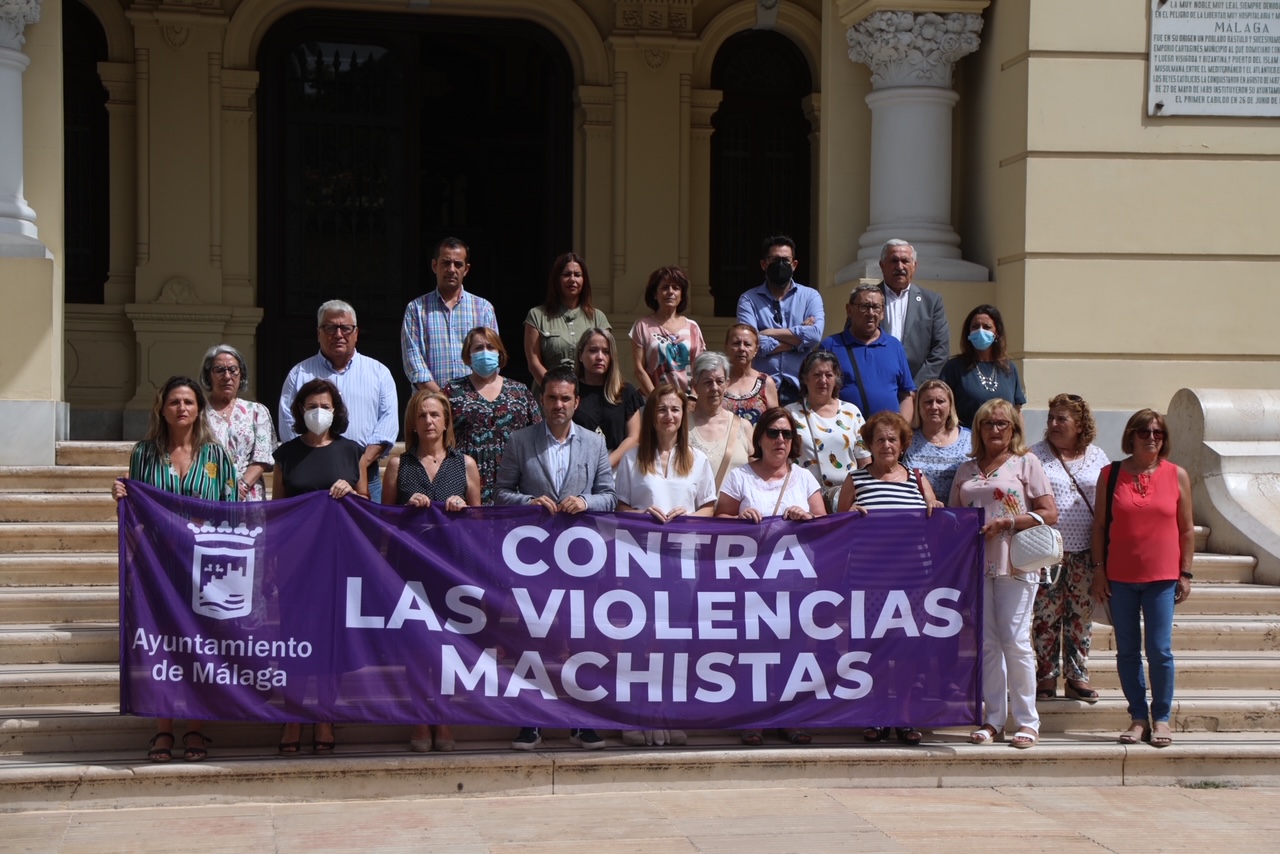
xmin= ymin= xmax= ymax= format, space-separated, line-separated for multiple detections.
xmin=1010 ymin=511 xmax=1063 ymax=573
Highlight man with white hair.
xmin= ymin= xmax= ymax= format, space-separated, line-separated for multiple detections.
xmin=877 ymin=239 xmax=950 ymax=386
xmin=278 ymin=300 xmax=399 ymax=502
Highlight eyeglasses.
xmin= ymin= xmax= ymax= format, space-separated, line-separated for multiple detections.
xmin=320 ymin=324 xmax=356 ymax=336
xmin=1135 ymin=428 xmax=1165 ymax=439
xmin=764 ymin=428 xmax=794 ymax=440
xmin=981 ymin=419 xmax=1012 ymax=431
xmin=853 ymin=303 xmax=884 ymax=314
xmin=211 ymin=366 xmax=240 ymax=376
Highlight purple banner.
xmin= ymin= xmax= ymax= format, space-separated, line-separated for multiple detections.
xmin=119 ymin=482 xmax=984 ymax=729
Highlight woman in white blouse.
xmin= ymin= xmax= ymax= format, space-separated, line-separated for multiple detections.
xmin=1029 ymin=394 xmax=1110 ymax=703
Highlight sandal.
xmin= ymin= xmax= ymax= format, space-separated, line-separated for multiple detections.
xmin=313 ymin=722 xmax=336 ymax=754
xmin=1035 ymin=678 xmax=1057 ymax=701
xmin=780 ymin=728 xmax=812 ymax=745
xmin=1118 ymin=720 xmax=1151 ymax=745
xmin=181 ymin=730 xmax=211 ymax=762
xmin=1150 ymin=721 xmax=1174 ymax=748
xmin=279 ymin=723 xmax=302 ymax=755
xmin=740 ymin=729 xmax=764 ymax=746
xmin=863 ymin=726 xmax=889 ymax=742
xmin=969 ymin=725 xmax=1003 ymax=745
xmin=148 ymin=731 xmax=174 ymax=763
xmin=895 ymin=727 xmax=923 ymax=746
xmin=1010 ymin=727 xmax=1038 ymax=749
xmin=1064 ymin=680 xmax=1099 ymax=704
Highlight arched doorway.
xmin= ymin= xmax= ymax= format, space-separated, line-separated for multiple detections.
xmin=257 ymin=12 xmax=574 ymax=414
xmin=708 ymin=29 xmax=813 ymax=316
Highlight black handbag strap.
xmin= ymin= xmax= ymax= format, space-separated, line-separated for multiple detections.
xmin=841 ymin=343 xmax=872 ymax=415
xmin=1102 ymin=462 xmax=1122 ymax=564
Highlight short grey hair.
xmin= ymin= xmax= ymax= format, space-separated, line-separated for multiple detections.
xmin=879 ymin=239 xmax=916 ymax=262
xmin=199 ymin=344 xmax=249 ymax=394
xmin=316 ymin=300 xmax=358 ymax=326
xmin=848 ymin=282 xmax=883 ymax=304
xmin=693 ymin=350 xmax=731 ymax=382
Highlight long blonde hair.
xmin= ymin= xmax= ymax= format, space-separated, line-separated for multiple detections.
xmin=637 ymin=384 xmax=693 ymax=477
xmin=575 ymin=327 xmax=624 ymax=405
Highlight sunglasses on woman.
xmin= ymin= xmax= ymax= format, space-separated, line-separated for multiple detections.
xmin=764 ymin=428 xmax=794 ymax=440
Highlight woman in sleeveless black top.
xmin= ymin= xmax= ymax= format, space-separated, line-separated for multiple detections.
xmin=381 ymin=389 xmax=480 ymax=752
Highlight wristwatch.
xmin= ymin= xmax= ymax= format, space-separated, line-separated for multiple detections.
xmin=1179 ymin=571 xmax=1194 ymax=580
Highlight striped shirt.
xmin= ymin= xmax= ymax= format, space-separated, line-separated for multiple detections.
xmin=277 ymin=350 xmax=400 ymax=450
xmin=129 ymin=441 xmax=238 ymax=501
xmin=846 ymin=466 xmax=928 ymax=509
xmin=400 ymin=290 xmax=499 ymax=386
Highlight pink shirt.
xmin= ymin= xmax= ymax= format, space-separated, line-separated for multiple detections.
xmin=628 ymin=316 xmax=706 ymax=394
xmin=951 ymin=453 xmax=1053 ymax=578
xmin=1103 ymin=461 xmax=1182 ymax=584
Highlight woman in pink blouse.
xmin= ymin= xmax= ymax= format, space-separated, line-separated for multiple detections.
xmin=951 ymin=398 xmax=1058 ymax=749
xmin=629 ymin=265 xmax=706 ymax=396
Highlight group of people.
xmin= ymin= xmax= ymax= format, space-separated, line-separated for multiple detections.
xmin=112 ymin=235 xmax=1194 ymax=761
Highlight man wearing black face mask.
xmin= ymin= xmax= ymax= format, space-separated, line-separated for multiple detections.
xmin=735 ymin=236 xmax=825 ymax=406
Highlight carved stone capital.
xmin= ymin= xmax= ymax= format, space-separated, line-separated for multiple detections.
xmin=847 ymin=10 xmax=983 ymax=89
xmin=0 ymin=0 xmax=40 ymax=50
xmin=615 ymin=1 xmax=695 ymax=34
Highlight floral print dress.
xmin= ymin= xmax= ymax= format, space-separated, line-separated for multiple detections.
xmin=447 ymin=376 xmax=542 ymax=504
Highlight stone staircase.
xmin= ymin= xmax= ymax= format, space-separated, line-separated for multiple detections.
xmin=1 ymin=442 xmax=1279 ymax=809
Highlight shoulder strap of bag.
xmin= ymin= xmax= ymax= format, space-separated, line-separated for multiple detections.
xmin=713 ymin=420 xmax=736 ymax=488
xmin=841 ymin=342 xmax=872 ymax=415
xmin=1102 ymin=462 xmax=1122 ymax=564
xmin=772 ymin=465 xmax=794 ymax=516
xmin=1052 ymin=445 xmax=1095 ymax=516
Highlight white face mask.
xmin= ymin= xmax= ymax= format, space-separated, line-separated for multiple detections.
xmin=303 ymin=407 xmax=334 ymax=436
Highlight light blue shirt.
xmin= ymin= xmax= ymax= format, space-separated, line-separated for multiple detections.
xmin=735 ymin=281 xmax=825 ymax=393
xmin=277 ymin=350 xmax=400 ymax=452
xmin=544 ymin=422 xmax=578 ymax=495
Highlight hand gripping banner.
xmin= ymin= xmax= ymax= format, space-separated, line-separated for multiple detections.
xmin=119 ymin=482 xmax=985 ymax=730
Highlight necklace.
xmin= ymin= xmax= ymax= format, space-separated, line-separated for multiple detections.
xmin=975 ymin=362 xmax=1000 ymax=393
xmin=979 ymin=452 xmax=1010 ymax=477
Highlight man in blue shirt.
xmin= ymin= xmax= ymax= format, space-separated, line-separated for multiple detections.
xmin=735 ymin=236 xmax=824 ymax=405
xmin=400 ymin=237 xmax=499 ymax=392
xmin=821 ymin=284 xmax=915 ymax=422
xmin=279 ymin=300 xmax=400 ymax=502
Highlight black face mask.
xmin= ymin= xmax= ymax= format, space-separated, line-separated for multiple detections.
xmin=765 ymin=258 xmax=793 ymax=287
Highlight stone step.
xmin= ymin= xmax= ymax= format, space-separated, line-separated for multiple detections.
xmin=0 ymin=587 xmax=117 ymax=623
xmin=1092 ymin=615 xmax=1280 ymax=651
xmin=0 ymin=624 xmax=117 ymax=665
xmin=4 ymin=731 xmax=1279 ymax=810
xmin=1190 ymin=553 xmax=1258 ymax=584
xmin=0 ymin=494 xmax=118 ymax=524
xmin=1180 ymin=583 xmax=1280 ymax=613
xmin=0 ymin=664 xmax=120 ymax=706
xmin=0 ymin=553 xmax=117 ymax=587
xmin=55 ymin=442 xmax=133 ymax=468
xmin=1066 ymin=650 xmax=1280 ymax=691
xmin=0 ymin=523 xmax=117 ymax=553
xmin=0 ymin=466 xmax=126 ymax=494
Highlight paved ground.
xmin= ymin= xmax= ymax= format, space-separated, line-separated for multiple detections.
xmin=4 ymin=785 xmax=1277 ymax=853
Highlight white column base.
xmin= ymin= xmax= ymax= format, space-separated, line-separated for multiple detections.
xmin=835 ymin=256 xmax=990 ymax=285
xmin=0 ymin=400 xmax=69 ymax=465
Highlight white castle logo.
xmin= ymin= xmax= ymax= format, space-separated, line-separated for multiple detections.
xmin=188 ymin=520 xmax=263 ymax=620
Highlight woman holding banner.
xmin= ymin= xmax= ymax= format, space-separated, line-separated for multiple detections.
xmin=112 ymin=375 xmax=239 ymax=762
xmin=950 ymin=398 xmax=1057 ymax=750
xmin=615 ymin=383 xmax=716 ymax=746
xmin=382 ymin=388 xmax=480 ymax=752
xmin=273 ymin=378 xmax=368 ymax=755
xmin=715 ymin=406 xmax=826 ymax=746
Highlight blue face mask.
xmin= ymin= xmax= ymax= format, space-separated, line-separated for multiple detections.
xmin=471 ymin=350 xmax=501 ymax=377
xmin=967 ymin=328 xmax=996 ymax=351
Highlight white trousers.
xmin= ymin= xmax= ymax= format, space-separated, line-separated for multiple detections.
xmin=982 ymin=574 xmax=1040 ymax=733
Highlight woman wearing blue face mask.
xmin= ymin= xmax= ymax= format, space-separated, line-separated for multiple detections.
xmin=446 ymin=326 xmax=542 ymax=504
xmin=939 ymin=304 xmax=1027 ymax=428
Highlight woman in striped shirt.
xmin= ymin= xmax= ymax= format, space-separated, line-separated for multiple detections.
xmin=836 ymin=411 xmax=943 ymax=745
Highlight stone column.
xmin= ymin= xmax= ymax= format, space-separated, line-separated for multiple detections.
xmin=0 ymin=0 xmax=41 ymax=254
xmin=842 ymin=6 xmax=989 ymax=282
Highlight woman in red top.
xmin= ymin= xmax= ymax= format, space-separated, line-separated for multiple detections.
xmin=1090 ymin=409 xmax=1194 ymax=748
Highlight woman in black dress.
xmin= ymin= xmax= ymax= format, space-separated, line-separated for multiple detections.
xmin=382 ymin=389 xmax=480 ymax=751
xmin=272 ymin=378 xmax=367 ymax=755
xmin=573 ymin=327 xmax=643 ymax=469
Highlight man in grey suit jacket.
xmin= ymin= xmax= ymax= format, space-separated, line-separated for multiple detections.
xmin=877 ymin=239 xmax=951 ymax=386
xmin=494 ymin=367 xmax=616 ymax=751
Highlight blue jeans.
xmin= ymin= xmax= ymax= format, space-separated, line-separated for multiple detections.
xmin=1108 ymin=579 xmax=1177 ymax=723
xmin=366 ymin=463 xmax=382 ymax=504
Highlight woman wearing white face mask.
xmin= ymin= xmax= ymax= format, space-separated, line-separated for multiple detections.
xmin=446 ymin=326 xmax=541 ymax=504
xmin=271 ymin=378 xmax=367 ymax=756
xmin=939 ymin=304 xmax=1027 ymax=429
